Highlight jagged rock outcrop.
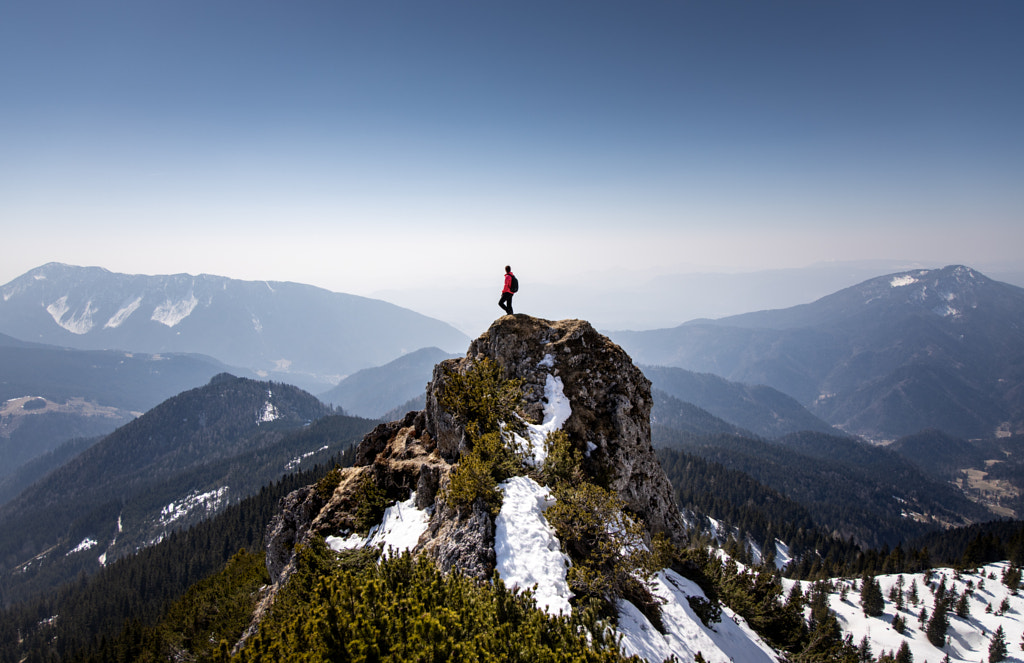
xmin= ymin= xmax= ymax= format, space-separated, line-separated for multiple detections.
xmin=242 ymin=315 xmax=687 ymax=649
xmin=427 ymin=316 xmax=686 ymax=540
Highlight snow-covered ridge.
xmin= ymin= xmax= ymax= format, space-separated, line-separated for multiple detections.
xmin=617 ymin=569 xmax=777 ymax=663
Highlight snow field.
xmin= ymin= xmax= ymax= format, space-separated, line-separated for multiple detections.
xmin=616 ymin=569 xmax=778 ymax=663
xmin=785 ymin=562 xmax=1024 ymax=663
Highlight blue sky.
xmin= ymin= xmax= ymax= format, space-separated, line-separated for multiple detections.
xmin=2 ymin=1 xmax=1022 ymax=310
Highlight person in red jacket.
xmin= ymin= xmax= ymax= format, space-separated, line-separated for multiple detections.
xmin=498 ymin=265 xmax=516 ymax=315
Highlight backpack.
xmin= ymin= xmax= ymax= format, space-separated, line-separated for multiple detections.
xmin=509 ymin=275 xmax=519 ymax=293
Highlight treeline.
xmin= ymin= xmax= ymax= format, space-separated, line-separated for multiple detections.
xmin=653 ymin=428 xmax=990 ymax=549
xmin=0 ymin=445 xmax=355 ymax=663
xmin=657 ymin=444 xmax=1024 ymax=581
xmin=657 ymin=447 xmax=831 ymax=561
xmin=795 ymin=520 xmax=1024 ymax=581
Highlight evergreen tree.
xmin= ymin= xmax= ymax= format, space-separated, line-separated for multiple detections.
xmin=857 ymin=635 xmax=873 ymax=663
xmin=955 ymin=592 xmax=970 ymax=619
xmin=786 ymin=583 xmax=805 ymax=612
xmin=809 ymin=581 xmax=831 ymax=626
xmin=908 ymin=580 xmax=920 ymax=605
xmin=990 ymin=625 xmax=1008 ymax=663
xmin=860 ymin=573 xmax=884 ymax=617
xmin=895 ymin=640 xmax=913 ymax=663
xmin=1002 ymin=565 xmax=1021 ymax=594
xmin=926 ymin=599 xmax=949 ymax=648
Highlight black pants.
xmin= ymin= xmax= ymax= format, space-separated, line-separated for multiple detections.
xmin=498 ymin=292 xmax=514 ymax=315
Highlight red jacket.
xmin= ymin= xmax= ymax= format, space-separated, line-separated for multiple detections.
xmin=502 ymin=272 xmax=515 ymax=294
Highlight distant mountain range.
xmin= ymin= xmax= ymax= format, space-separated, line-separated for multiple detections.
xmin=644 ymin=365 xmax=837 ymax=439
xmin=0 ymin=374 xmax=376 ymax=604
xmin=0 ymin=333 xmax=246 ymax=482
xmin=612 ymin=265 xmax=1024 ymax=441
xmin=318 ymin=346 xmax=459 ymax=419
xmin=0 ymin=263 xmax=469 ymax=392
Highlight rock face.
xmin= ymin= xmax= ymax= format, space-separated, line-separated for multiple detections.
xmin=245 ymin=315 xmax=687 ymax=646
xmin=426 ymin=316 xmax=686 ymax=540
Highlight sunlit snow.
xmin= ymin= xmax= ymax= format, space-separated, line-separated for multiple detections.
xmin=151 ymin=295 xmax=198 ymax=327
xmin=327 ymin=492 xmax=430 ymax=558
xmin=890 ymin=275 xmax=918 ymax=288
xmin=158 ymin=487 xmax=229 ymax=527
xmin=66 ymin=538 xmax=98 ymax=556
xmin=258 ymin=391 xmax=280 ymax=423
xmin=784 ymin=562 xmax=1024 ymax=663
xmin=495 ymin=476 xmax=572 ymax=616
xmin=617 ymin=569 xmax=777 ymax=663
xmin=516 ymin=370 xmax=572 ymax=465
xmin=46 ymin=296 xmax=98 ymax=334
xmin=104 ymin=296 xmax=142 ymax=328
xmin=285 ymin=445 xmax=329 ymax=470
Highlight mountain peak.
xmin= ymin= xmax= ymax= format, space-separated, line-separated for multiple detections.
xmin=250 ymin=315 xmax=690 ymax=648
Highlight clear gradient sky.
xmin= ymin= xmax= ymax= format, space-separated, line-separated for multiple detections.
xmin=2 ymin=1 xmax=1022 ymax=306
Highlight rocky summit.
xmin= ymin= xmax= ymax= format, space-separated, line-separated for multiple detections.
xmin=251 ymin=315 xmax=687 ymax=638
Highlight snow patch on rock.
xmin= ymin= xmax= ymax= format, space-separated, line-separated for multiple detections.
xmin=516 ymin=373 xmax=572 ymax=465
xmin=890 ymin=275 xmax=918 ymax=288
xmin=495 ymin=476 xmax=572 ymax=616
xmin=327 ymin=492 xmax=430 ymax=558
xmin=66 ymin=538 xmax=98 ymax=556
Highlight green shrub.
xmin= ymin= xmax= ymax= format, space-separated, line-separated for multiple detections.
xmin=439 ymin=359 xmax=529 ymax=515
xmin=541 ymin=430 xmax=585 ymax=487
xmin=235 ymin=543 xmax=635 ymax=662
xmin=315 ymin=466 xmax=343 ymax=500
xmin=439 ymin=357 xmax=526 ymax=441
xmin=546 ymin=482 xmax=656 ymax=614
xmin=354 ymin=475 xmax=391 ymax=534
xmin=446 ymin=444 xmax=503 ymax=515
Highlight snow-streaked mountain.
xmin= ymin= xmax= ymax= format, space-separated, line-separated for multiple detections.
xmin=0 ymin=374 xmax=377 ymax=603
xmin=0 ymin=263 xmax=469 ymax=392
xmin=612 ymin=265 xmax=1024 ymax=441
